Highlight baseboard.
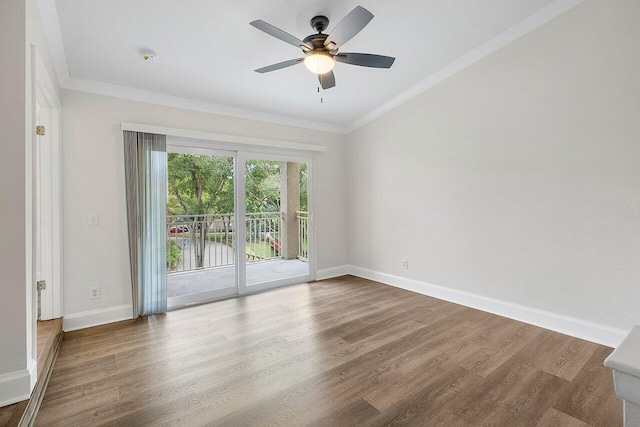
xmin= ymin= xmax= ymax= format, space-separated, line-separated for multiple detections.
xmin=63 ymin=304 xmax=133 ymax=332
xmin=0 ymin=359 xmax=36 ymax=408
xmin=316 ymin=265 xmax=350 ymax=280
xmin=347 ymin=265 xmax=628 ymax=348
xmin=60 ymin=269 xmax=627 ymax=346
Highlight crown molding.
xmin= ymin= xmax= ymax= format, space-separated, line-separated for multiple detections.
xmin=38 ymin=0 xmax=583 ymax=136
xmin=344 ymin=0 xmax=585 ymax=133
xmin=36 ymin=0 xmax=70 ymax=87
xmin=63 ymin=77 xmax=346 ymax=134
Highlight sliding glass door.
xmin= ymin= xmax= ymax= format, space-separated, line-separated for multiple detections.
xmin=166 ymin=147 xmax=238 ymax=307
xmin=243 ymin=154 xmax=311 ymax=291
xmin=166 ymin=145 xmax=314 ymax=308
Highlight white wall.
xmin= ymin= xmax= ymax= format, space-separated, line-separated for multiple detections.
xmin=347 ymin=0 xmax=640 ymax=334
xmin=0 ymin=0 xmax=29 ymax=385
xmin=61 ymin=90 xmax=348 ymax=323
xmin=0 ymin=0 xmax=60 ymax=406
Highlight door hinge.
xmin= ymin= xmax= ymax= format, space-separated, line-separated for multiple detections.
xmin=36 ymin=125 xmax=45 ymax=136
xmin=37 ymin=280 xmax=46 ymax=291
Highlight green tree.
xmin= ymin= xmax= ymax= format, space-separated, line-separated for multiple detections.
xmin=245 ymin=160 xmax=281 ymax=213
xmin=167 ymin=153 xmax=234 ymax=268
xmin=300 ymin=162 xmax=308 ymax=212
xmin=167 ymin=153 xmax=234 ymax=216
xmin=167 ymin=155 xmax=307 ymax=267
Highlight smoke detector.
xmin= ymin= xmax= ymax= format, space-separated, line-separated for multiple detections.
xmin=141 ymin=50 xmax=158 ymax=63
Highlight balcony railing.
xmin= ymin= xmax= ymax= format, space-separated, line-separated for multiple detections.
xmin=245 ymin=212 xmax=283 ymax=262
xmin=297 ymin=211 xmax=308 ymax=261
xmin=167 ymin=211 xmax=307 ymax=274
xmin=167 ymin=214 xmax=235 ymax=274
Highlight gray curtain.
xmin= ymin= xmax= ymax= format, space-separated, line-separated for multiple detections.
xmin=124 ymin=131 xmax=167 ymax=317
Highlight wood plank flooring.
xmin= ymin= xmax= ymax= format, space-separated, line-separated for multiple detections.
xmin=0 ymin=402 xmax=25 ymax=427
xmin=35 ymin=276 xmax=621 ymax=426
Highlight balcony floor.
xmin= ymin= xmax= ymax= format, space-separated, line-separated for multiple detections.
xmin=167 ymin=259 xmax=309 ymax=298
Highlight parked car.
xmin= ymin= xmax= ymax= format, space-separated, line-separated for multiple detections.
xmin=169 ymin=225 xmax=189 ymax=233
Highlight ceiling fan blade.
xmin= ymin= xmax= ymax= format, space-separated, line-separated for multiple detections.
xmin=255 ymin=58 xmax=304 ymax=73
xmin=335 ymin=53 xmax=395 ymax=68
xmin=250 ymin=20 xmax=312 ymax=51
xmin=319 ymin=70 xmax=335 ymax=90
xmin=324 ymin=6 xmax=374 ymax=50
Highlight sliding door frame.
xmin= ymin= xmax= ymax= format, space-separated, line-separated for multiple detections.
xmin=166 ymin=139 xmax=316 ymax=306
xmin=165 ymin=145 xmax=240 ymax=308
xmin=239 ymin=151 xmax=315 ymax=294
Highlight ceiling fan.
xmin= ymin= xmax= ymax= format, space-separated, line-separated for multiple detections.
xmin=250 ymin=6 xmax=395 ymax=90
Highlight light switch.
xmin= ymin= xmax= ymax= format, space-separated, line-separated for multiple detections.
xmin=88 ymin=213 xmax=99 ymax=226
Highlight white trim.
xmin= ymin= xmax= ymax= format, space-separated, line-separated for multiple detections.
xmin=242 ymin=151 xmax=314 ymax=163
xmin=35 ymin=103 xmax=54 ymax=320
xmin=347 ymin=265 xmax=627 ymax=348
xmin=166 ymin=144 xmax=236 ymax=158
xmin=27 ymin=45 xmax=37 ymax=387
xmin=316 ymin=265 xmax=350 ymax=280
xmin=605 ymin=327 xmax=640 ymax=378
xmin=123 ymin=122 xmax=326 ymax=153
xmin=245 ymin=273 xmax=315 ymax=294
xmin=63 ymin=304 xmax=133 ymax=332
xmin=0 ymin=359 xmax=37 ymax=407
xmin=612 ymin=371 xmax=640 ymax=407
xmin=36 ymin=0 xmax=69 ymax=86
xmin=236 ymin=152 xmax=248 ymax=296
xmin=35 ymin=49 xmax=64 ymax=320
xmin=35 ymin=54 xmax=61 ymax=109
xmin=168 ymin=287 xmax=239 ymax=310
xmin=344 ymin=0 xmax=585 ymax=133
xmin=308 ymin=162 xmax=318 ymax=284
xmin=238 ymin=152 xmax=315 ymax=293
xmin=50 ymin=106 xmax=63 ymax=319
xmin=66 ymin=77 xmax=344 ymax=134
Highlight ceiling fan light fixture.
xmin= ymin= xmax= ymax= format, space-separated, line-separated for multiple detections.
xmin=304 ymin=52 xmax=335 ymax=75
xmin=251 ymin=6 xmax=394 ymax=89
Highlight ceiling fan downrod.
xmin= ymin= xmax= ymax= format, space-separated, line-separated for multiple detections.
xmin=310 ymin=15 xmax=329 ymax=34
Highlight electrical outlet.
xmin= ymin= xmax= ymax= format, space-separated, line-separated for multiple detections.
xmin=90 ymin=286 xmax=100 ymax=300
xmin=402 ymin=259 xmax=408 ymax=269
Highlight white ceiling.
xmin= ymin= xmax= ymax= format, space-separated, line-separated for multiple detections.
xmin=50 ymin=0 xmax=568 ymax=130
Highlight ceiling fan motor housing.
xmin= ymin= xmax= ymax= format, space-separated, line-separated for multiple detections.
xmin=304 ymin=16 xmax=331 ymax=52
xmin=303 ymin=33 xmax=329 ymax=51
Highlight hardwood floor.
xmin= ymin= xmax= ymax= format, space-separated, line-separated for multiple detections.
xmin=35 ymin=276 xmax=621 ymax=426
xmin=0 ymin=402 xmax=25 ymax=427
